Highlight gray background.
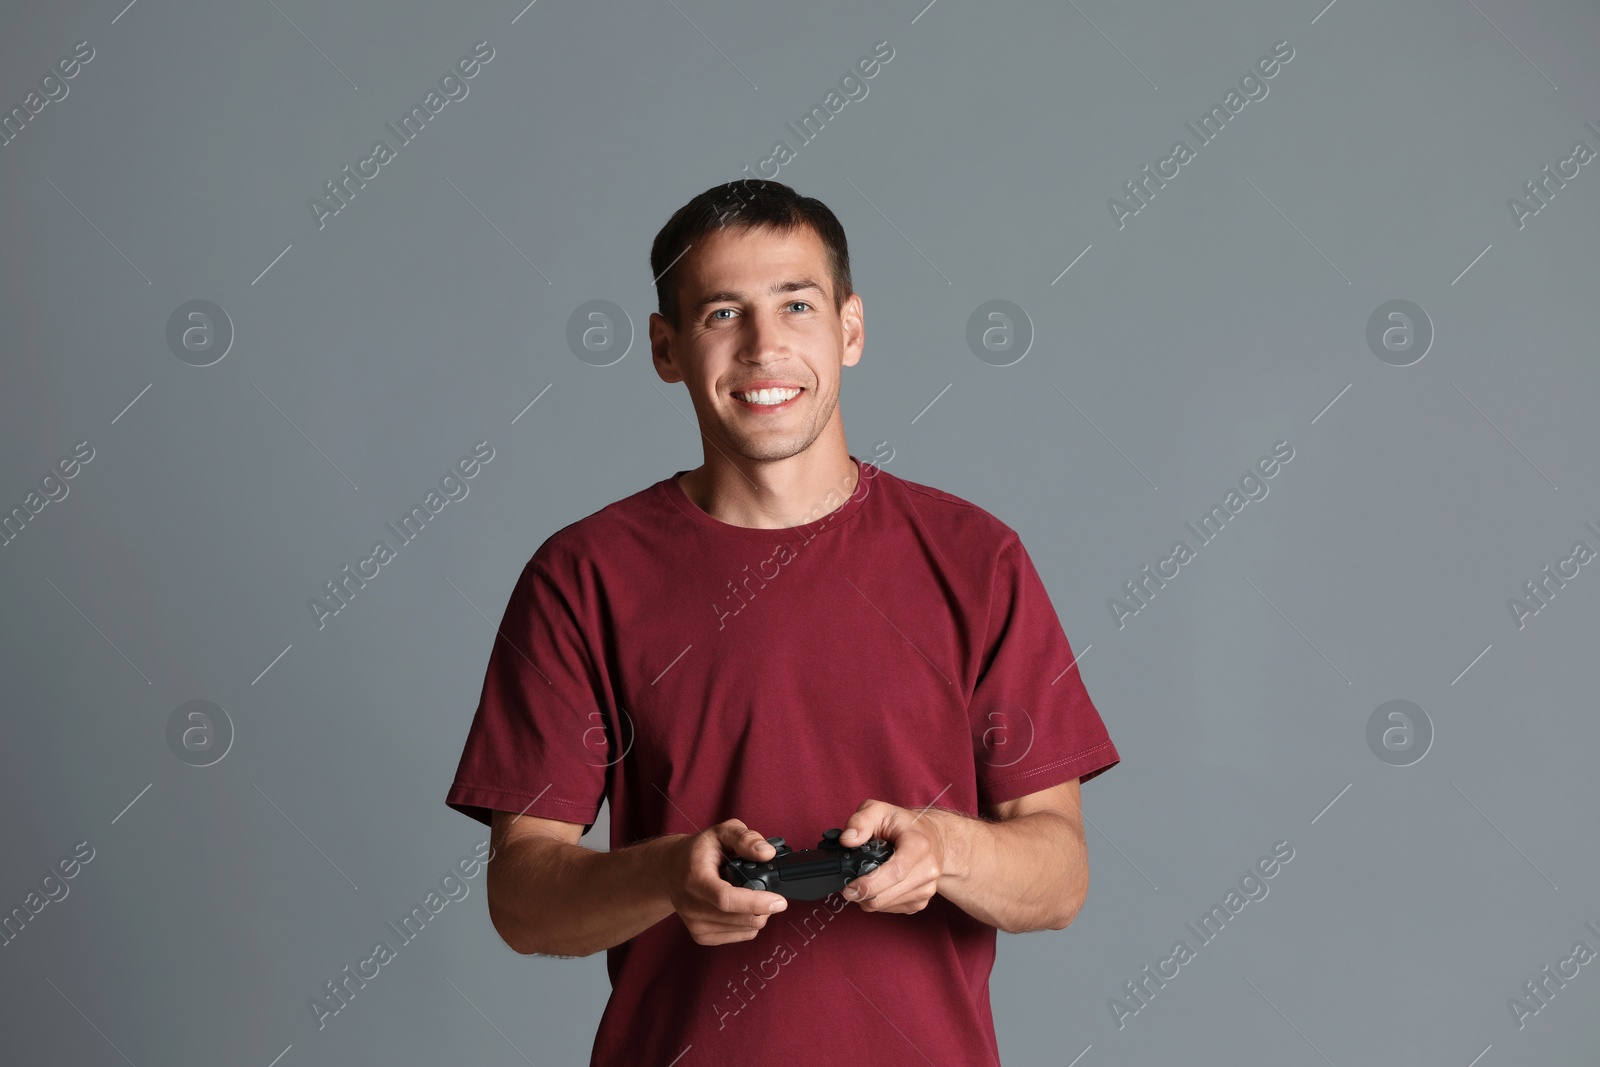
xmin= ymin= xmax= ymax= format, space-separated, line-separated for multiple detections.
xmin=2 ymin=0 xmax=1597 ymax=1064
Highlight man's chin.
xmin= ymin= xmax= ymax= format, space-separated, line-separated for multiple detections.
xmin=718 ymin=432 xmax=817 ymax=464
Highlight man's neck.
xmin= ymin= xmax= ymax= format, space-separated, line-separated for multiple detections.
xmin=677 ymin=442 xmax=858 ymax=530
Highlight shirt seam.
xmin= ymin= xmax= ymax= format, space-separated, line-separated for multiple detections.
xmin=450 ymin=781 xmax=598 ymax=815
xmin=662 ymin=458 xmax=872 ymax=540
xmin=984 ymin=739 xmax=1116 ymax=787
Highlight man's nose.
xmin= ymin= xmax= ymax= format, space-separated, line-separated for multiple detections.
xmin=741 ymin=307 xmax=786 ymax=362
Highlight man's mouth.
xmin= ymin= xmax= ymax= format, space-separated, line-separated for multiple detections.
xmin=731 ymin=386 xmax=803 ymax=407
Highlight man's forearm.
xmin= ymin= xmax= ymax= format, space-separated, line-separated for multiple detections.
xmin=921 ymin=808 xmax=1086 ymax=933
xmin=488 ymin=832 xmax=682 ymax=957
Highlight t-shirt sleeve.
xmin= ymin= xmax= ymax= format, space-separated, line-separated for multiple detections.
xmin=970 ymin=533 xmax=1119 ymax=808
xmin=445 ymin=556 xmax=610 ymax=832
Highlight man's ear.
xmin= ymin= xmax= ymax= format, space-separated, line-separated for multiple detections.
xmin=840 ymin=292 xmax=864 ymax=368
xmin=650 ymin=312 xmax=682 ymax=384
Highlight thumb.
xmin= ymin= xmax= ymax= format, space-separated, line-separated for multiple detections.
xmin=714 ymin=820 xmax=775 ymax=857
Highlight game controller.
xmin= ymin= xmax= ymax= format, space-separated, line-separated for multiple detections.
xmin=721 ymin=828 xmax=894 ymax=901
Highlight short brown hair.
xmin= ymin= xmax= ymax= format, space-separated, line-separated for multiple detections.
xmin=649 ymin=179 xmax=853 ymax=329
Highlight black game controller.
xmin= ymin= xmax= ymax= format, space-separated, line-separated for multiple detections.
xmin=721 ymin=828 xmax=894 ymax=901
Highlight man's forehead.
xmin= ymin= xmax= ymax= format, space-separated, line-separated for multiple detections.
xmin=684 ymin=229 xmax=830 ymax=305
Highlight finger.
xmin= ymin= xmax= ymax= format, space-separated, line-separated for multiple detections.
xmin=693 ymin=927 xmax=763 ymax=946
xmin=858 ymin=852 xmax=941 ymax=910
xmin=711 ymin=822 xmax=777 ymax=861
xmin=859 ymin=885 xmax=935 ymax=914
xmin=703 ymin=881 xmax=788 ymax=916
xmin=711 ymin=818 xmax=749 ymax=838
xmin=733 ymin=828 xmax=778 ymax=860
xmin=689 ymin=910 xmax=772 ymax=932
xmin=839 ymin=799 xmax=892 ymax=846
xmin=695 ymin=860 xmax=784 ymax=904
xmin=840 ymin=844 xmax=913 ymax=902
xmin=851 ymin=866 xmax=934 ymax=911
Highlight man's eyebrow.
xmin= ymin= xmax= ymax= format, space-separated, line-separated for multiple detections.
xmin=691 ymin=278 xmax=826 ymax=313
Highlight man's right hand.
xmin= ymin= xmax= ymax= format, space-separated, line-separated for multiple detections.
xmin=661 ymin=819 xmax=788 ymax=946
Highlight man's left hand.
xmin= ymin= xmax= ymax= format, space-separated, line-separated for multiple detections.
xmin=835 ymin=799 xmax=949 ymax=915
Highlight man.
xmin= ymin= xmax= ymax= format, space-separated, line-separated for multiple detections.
xmin=445 ymin=179 xmax=1119 ymax=1065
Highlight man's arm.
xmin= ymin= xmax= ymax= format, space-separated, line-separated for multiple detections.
xmin=485 ymin=810 xmax=790 ymax=957
xmin=486 ymin=811 xmax=674 ymax=957
xmin=836 ymin=778 xmax=1088 ymax=934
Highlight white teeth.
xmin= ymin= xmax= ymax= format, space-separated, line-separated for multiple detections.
xmin=735 ymin=387 xmax=801 ymax=405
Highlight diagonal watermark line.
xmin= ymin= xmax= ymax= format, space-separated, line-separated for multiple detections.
xmin=506 ymin=785 xmax=550 ymax=827
xmin=843 ymin=175 xmax=951 ymax=283
xmin=445 ymin=577 xmax=553 ymax=686
xmin=43 ymin=575 xmax=151 ymax=684
xmin=1451 ymin=781 xmax=1557 ymax=890
xmin=112 ymin=783 xmax=152 ymax=825
xmin=445 ymin=176 xmax=551 ymax=283
xmin=511 ymin=383 xmax=553 ymax=424
xmin=653 ymin=242 xmax=693 ymax=284
xmin=45 ymin=977 xmax=138 ymax=1066
xmin=1450 ymin=643 xmax=1491 ymax=686
xmin=664 ymin=0 xmax=757 ymax=89
xmin=1244 ymin=975 xmax=1337 ymax=1066
xmin=251 ymin=643 xmax=293 ymax=686
xmin=1051 ymin=383 xmax=1159 ymax=489
xmin=654 ymin=783 xmax=707 ymax=836
xmin=1066 ymin=1045 xmax=1093 ymax=1067
xmin=911 ymin=0 xmax=940 ymax=23
xmin=1051 ymin=243 xmax=1093 ymax=285
xmin=446 ymin=978 xmax=536 ymax=1065
xmin=1243 ymin=175 xmax=1351 ymax=285
xmin=843 ymin=576 xmax=951 ymax=685
xmin=1082 ymin=811 xmax=1157 ymax=890
xmin=1465 ymin=0 xmax=1557 ymax=90
xmin=907 ymin=783 xmax=954 ymax=826
xmin=251 ymin=381 xmax=359 ymax=490
xmin=265 ymin=1044 xmax=292 ymax=1067
xmin=665 ymin=1047 xmax=694 ymax=1067
xmin=264 ymin=0 xmax=358 ymax=89
xmin=1451 ymin=243 xmax=1492 ymax=286
xmin=1065 ymin=0 xmax=1156 ymax=89
xmin=253 ymin=782 xmax=359 ymax=890
xmin=911 ymin=383 xmax=952 ymax=424
xmin=651 ymin=644 xmax=693 ymax=685
xmin=45 ymin=176 xmax=151 ymax=284
xmin=844 ymin=975 xmax=940 ymax=1065
xmin=1451 ymin=382 xmax=1557 ymax=489
xmin=111 ymin=383 xmax=152 ymax=424
xmin=1311 ymin=782 xmax=1351 ymax=824
xmin=111 ymin=0 xmax=140 ymax=23
xmin=651 ymin=384 xmax=764 ymax=493
xmin=1311 ymin=383 xmax=1351 ymax=424
xmin=1051 ymin=643 xmax=1093 ymax=685
xmin=511 ymin=0 xmax=539 ymax=24
xmin=1465 ymin=1042 xmax=1492 ymax=1067
xmin=1310 ymin=0 xmax=1339 ymax=24
xmin=1245 ymin=575 xmax=1351 ymax=684
xmin=252 ymin=243 xmax=293 ymax=285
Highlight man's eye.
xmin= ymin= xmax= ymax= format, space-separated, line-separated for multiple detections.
xmin=711 ymin=308 xmax=735 ymax=320
xmin=788 ymin=301 xmax=811 ymax=312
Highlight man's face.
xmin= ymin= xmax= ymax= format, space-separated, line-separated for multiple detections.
xmin=650 ymin=223 xmax=863 ymax=463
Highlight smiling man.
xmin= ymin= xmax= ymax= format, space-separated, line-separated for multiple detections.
xmin=445 ymin=179 xmax=1120 ymax=1066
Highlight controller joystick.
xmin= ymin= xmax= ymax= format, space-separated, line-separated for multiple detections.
xmin=721 ymin=828 xmax=894 ymax=901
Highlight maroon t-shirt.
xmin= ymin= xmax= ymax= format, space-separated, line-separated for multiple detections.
xmin=446 ymin=455 xmax=1119 ymax=1066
